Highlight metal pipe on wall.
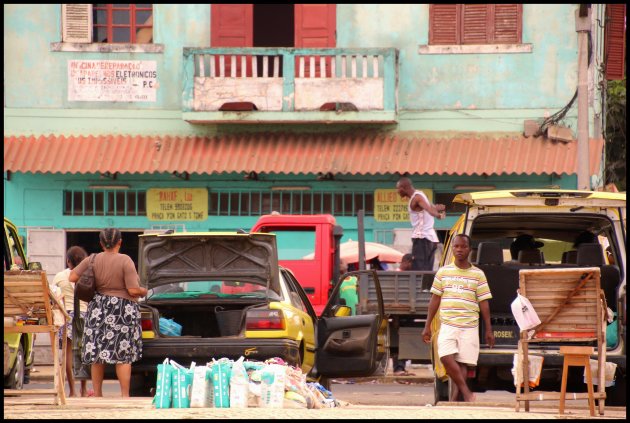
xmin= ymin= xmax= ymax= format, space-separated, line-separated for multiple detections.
xmin=576 ymin=7 xmax=591 ymax=190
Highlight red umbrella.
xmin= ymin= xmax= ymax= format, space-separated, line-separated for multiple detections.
xmin=303 ymin=239 xmax=405 ymax=264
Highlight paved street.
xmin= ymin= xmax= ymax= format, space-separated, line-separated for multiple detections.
xmin=4 ymin=365 xmax=625 ymax=419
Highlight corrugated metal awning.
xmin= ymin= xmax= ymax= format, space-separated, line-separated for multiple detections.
xmin=4 ymin=133 xmax=603 ymax=176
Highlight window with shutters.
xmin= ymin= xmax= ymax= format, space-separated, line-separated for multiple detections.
xmin=604 ymin=4 xmax=626 ymax=80
xmin=93 ymin=4 xmax=153 ymax=43
xmin=56 ymin=4 xmax=161 ymax=52
xmin=429 ymin=4 xmax=522 ymax=45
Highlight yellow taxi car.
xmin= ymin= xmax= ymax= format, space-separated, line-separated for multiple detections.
xmin=94 ymin=231 xmax=386 ymax=396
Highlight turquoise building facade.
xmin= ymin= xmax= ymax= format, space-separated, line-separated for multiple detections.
xmin=4 ymin=4 xmax=611 ymax=275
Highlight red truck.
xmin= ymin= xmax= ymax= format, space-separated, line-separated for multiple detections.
xmin=251 ymin=214 xmax=344 ymax=316
xmin=251 ymin=213 xmax=434 ymax=367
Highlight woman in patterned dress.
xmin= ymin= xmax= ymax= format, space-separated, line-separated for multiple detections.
xmin=69 ymin=228 xmax=148 ymax=397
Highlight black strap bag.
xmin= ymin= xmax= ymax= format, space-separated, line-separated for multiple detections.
xmin=74 ymin=253 xmax=97 ymax=303
xmin=72 ymin=293 xmax=91 ymax=380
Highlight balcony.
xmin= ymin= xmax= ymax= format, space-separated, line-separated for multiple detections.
xmin=182 ymin=47 xmax=398 ymax=124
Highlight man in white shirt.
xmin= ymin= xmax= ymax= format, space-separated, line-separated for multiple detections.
xmin=396 ymin=177 xmax=446 ymax=271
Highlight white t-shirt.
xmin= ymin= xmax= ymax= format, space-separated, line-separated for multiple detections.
xmin=408 ymin=190 xmax=439 ymax=242
xmin=52 ymin=268 xmax=88 ymax=313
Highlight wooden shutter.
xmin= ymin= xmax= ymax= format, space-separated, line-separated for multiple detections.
xmin=211 ymin=4 xmax=253 ymax=77
xmin=211 ymin=4 xmax=253 ymax=47
xmin=294 ymin=4 xmax=336 ymax=48
xmin=492 ymin=4 xmax=521 ymax=44
xmin=295 ymin=4 xmax=335 ymax=77
xmin=430 ymin=4 xmax=521 ymax=45
xmin=62 ymin=4 xmax=92 ymax=43
xmin=430 ymin=4 xmax=460 ymax=45
xmin=605 ymin=4 xmax=626 ymax=80
xmin=461 ymin=4 xmax=490 ymax=44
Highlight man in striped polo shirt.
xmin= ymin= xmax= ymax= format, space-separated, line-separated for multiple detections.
xmin=422 ymin=234 xmax=495 ymax=402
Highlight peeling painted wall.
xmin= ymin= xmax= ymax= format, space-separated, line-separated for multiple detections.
xmin=337 ymin=4 xmax=579 ymax=111
xmin=4 ymin=4 xmax=590 ymax=129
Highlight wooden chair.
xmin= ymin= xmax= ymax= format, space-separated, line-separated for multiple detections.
xmin=514 ymin=267 xmax=607 ymax=416
xmin=4 ymin=270 xmax=69 ymax=405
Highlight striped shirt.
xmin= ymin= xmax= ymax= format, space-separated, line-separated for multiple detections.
xmin=430 ymin=263 xmax=492 ymax=328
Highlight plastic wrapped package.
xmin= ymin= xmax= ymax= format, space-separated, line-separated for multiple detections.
xmin=283 ymin=391 xmax=308 ymax=409
xmin=210 ymin=358 xmax=233 ymax=408
xmin=190 ymin=365 xmax=213 ymax=408
xmin=159 ymin=317 xmax=182 ymax=336
xmin=153 ymin=358 xmax=173 ymax=409
xmin=229 ymin=357 xmax=249 ymax=408
xmin=171 ymin=360 xmax=195 ymax=408
xmin=260 ymin=363 xmax=286 ymax=408
xmin=247 ymin=369 xmax=263 ymax=407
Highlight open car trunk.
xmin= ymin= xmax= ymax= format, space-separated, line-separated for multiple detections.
xmin=143 ymin=301 xmax=267 ymax=338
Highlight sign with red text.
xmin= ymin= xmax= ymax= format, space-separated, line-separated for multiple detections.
xmin=147 ymin=188 xmax=208 ymax=221
xmin=68 ymin=60 xmax=158 ymax=102
xmin=373 ymin=188 xmax=433 ymax=222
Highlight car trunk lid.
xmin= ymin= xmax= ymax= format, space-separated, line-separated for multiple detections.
xmin=138 ymin=232 xmax=281 ymax=295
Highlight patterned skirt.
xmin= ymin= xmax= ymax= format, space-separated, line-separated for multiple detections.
xmin=81 ymin=293 xmax=142 ymax=365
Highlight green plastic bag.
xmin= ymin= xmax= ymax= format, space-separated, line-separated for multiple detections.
xmin=153 ymin=358 xmax=173 ymax=409
xmin=171 ymin=360 xmax=195 ymax=409
xmin=606 ymin=313 xmax=618 ymax=348
xmin=210 ymin=358 xmax=233 ymax=408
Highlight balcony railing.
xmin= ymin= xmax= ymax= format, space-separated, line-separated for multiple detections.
xmin=182 ymin=47 xmax=398 ymax=123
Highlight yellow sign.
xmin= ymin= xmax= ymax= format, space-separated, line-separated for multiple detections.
xmin=374 ymin=188 xmax=433 ymax=222
xmin=147 ymin=188 xmax=208 ymax=221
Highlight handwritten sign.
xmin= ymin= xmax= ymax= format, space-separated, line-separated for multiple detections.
xmin=68 ymin=60 xmax=158 ymax=102
xmin=147 ymin=188 xmax=208 ymax=221
xmin=373 ymin=188 xmax=433 ymax=222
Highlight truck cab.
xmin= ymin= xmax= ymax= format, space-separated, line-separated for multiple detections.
xmin=251 ymin=214 xmax=343 ymax=316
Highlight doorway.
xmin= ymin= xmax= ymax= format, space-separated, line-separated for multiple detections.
xmin=66 ymin=231 xmax=142 ymax=269
xmin=253 ymin=4 xmax=294 ymax=77
xmin=253 ymin=4 xmax=293 ymax=47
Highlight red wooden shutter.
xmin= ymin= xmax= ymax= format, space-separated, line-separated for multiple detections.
xmin=211 ymin=4 xmax=253 ymax=77
xmin=430 ymin=4 xmax=460 ymax=45
xmin=492 ymin=4 xmax=521 ymax=44
xmin=605 ymin=4 xmax=626 ymax=80
xmin=211 ymin=4 xmax=253 ymax=47
xmin=294 ymin=4 xmax=336 ymax=48
xmin=295 ymin=4 xmax=336 ymax=77
xmin=461 ymin=4 xmax=490 ymax=44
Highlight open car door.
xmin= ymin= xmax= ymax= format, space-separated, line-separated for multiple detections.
xmin=314 ymin=270 xmax=386 ymax=378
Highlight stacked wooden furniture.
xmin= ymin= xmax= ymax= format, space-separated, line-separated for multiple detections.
xmin=515 ymin=267 xmax=607 ymax=416
xmin=4 ymin=270 xmax=69 ymax=405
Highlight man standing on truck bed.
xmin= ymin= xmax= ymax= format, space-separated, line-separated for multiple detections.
xmin=422 ymin=234 xmax=495 ymax=402
xmin=395 ymin=177 xmax=446 ymax=271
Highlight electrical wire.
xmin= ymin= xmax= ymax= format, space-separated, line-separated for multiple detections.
xmin=534 ymin=30 xmax=593 ymax=137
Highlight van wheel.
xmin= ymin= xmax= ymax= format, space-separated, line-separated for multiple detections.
xmin=433 ymin=377 xmax=449 ymax=404
xmin=605 ymin=369 xmax=626 ymax=406
xmin=5 ymin=344 xmax=25 ymax=390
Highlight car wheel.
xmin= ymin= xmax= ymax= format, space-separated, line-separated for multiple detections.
xmin=6 ymin=344 xmax=25 ymax=390
xmin=130 ymin=372 xmax=155 ymax=397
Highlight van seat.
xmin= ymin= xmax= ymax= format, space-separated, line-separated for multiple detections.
xmin=518 ymin=249 xmax=544 ymax=264
xmin=576 ymin=243 xmax=605 ymax=266
xmin=562 ymin=250 xmax=578 ymax=264
xmin=476 ymin=242 xmax=503 ymax=265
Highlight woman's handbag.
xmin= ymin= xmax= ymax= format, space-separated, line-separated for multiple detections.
xmin=75 ymin=254 xmax=97 ymax=302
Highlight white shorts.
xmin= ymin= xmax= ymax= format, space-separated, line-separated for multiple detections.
xmin=437 ymin=323 xmax=480 ymax=366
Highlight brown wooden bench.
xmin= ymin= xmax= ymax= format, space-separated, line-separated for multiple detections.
xmin=4 ymin=270 xmax=69 ymax=405
xmin=514 ymin=267 xmax=607 ymax=416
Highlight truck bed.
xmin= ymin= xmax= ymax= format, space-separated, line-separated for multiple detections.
xmin=357 ymin=270 xmax=435 ymax=316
